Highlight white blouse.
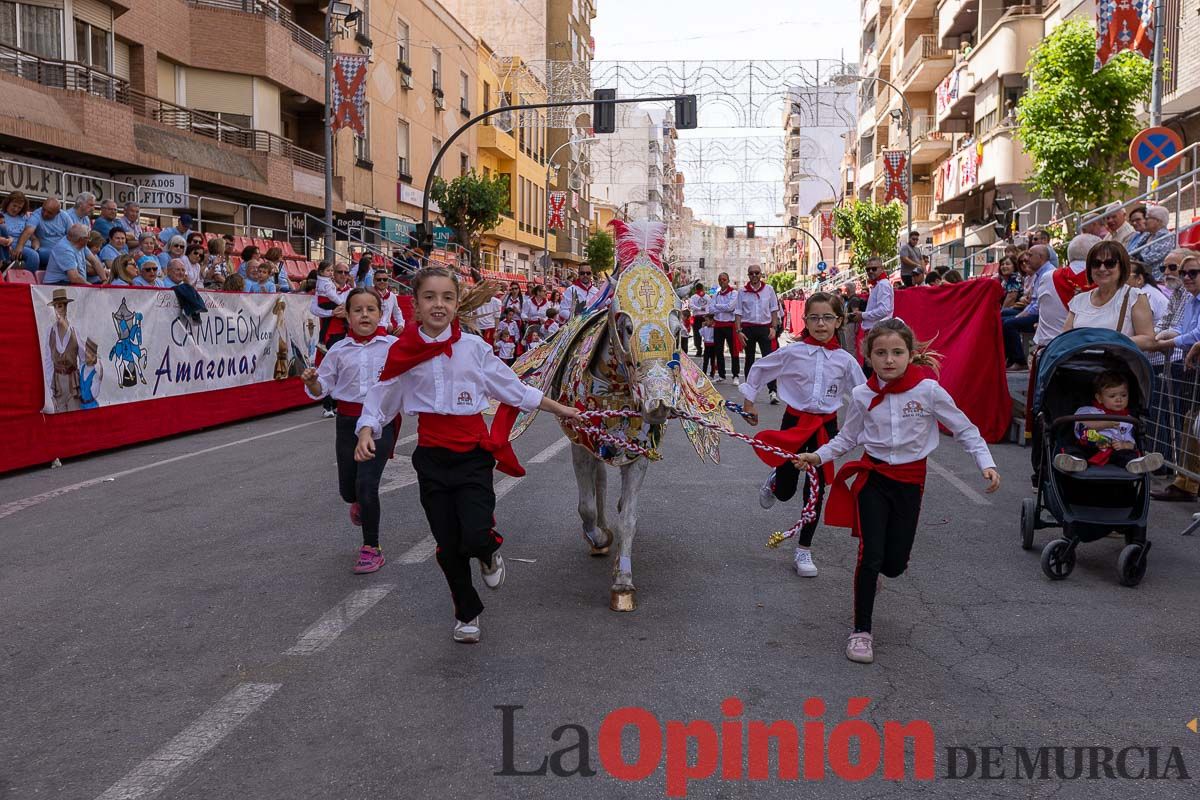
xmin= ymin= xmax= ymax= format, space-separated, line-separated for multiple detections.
xmin=305 ymin=334 xmax=397 ymax=403
xmin=357 ymin=326 xmax=543 ymax=438
xmin=814 ymin=378 xmax=996 ymax=471
xmin=739 ymin=342 xmax=865 ymax=414
xmin=1068 ymin=286 xmax=1136 ymax=336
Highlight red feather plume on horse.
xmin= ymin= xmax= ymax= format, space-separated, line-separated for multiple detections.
xmin=609 ymin=219 xmax=666 ymax=271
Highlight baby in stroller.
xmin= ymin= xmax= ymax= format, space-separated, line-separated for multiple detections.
xmin=1052 ymin=371 xmax=1163 ymax=475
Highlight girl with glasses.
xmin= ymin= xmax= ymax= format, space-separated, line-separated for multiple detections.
xmin=740 ymin=292 xmax=866 ymax=578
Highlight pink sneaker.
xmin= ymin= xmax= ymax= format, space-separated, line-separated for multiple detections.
xmin=846 ymin=632 xmax=874 ymax=664
xmin=349 ymin=503 xmax=362 ymax=527
xmin=353 ymin=545 xmax=385 ymax=574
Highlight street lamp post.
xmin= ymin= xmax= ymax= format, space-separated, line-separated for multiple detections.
xmin=833 ymin=73 xmax=913 ymax=235
xmin=544 ymin=136 xmax=597 ymax=280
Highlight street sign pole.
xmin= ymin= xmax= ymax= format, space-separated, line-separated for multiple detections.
xmin=1150 ymin=0 xmax=1165 ymax=127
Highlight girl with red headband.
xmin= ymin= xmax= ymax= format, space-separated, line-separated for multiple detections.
xmin=794 ymin=318 xmax=1000 ymax=665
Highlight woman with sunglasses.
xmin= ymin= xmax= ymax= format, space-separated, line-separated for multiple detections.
xmin=1061 ymin=241 xmax=1160 ymax=352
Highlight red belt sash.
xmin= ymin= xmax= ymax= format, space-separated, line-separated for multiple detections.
xmin=417 ymin=407 xmax=524 ymax=477
xmin=336 ymin=400 xmax=363 ymax=417
xmin=824 ymin=455 xmax=927 ymax=538
xmin=753 ymin=408 xmax=837 ymax=483
xmin=711 ymin=320 xmax=742 ymax=355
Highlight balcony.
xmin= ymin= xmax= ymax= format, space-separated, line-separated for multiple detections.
xmin=479 ymin=123 xmax=517 ymax=160
xmin=863 ymin=0 xmax=881 ymax=25
xmin=900 ymin=0 xmax=940 ymax=21
xmin=937 ymin=0 xmax=978 ymax=50
xmin=911 ymin=114 xmax=952 ymax=164
xmin=935 ymin=127 xmax=1032 ymax=213
xmin=966 ymin=8 xmax=1044 ymax=82
xmin=898 ymin=34 xmax=956 ymax=92
xmin=935 ymin=62 xmax=974 ymax=133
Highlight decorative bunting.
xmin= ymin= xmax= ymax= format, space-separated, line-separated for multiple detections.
xmin=331 ymin=54 xmax=370 ymax=135
xmin=1095 ymin=0 xmax=1155 ymax=71
xmin=548 ymin=191 xmax=567 ymax=230
xmin=882 ymin=150 xmax=909 ymax=204
xmin=819 ymin=210 xmax=834 ymax=241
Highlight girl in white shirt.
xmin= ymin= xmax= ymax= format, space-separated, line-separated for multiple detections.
xmin=740 ymin=292 xmax=866 ymax=578
xmin=301 ymin=288 xmax=398 ymax=575
xmin=795 ymin=318 xmax=1001 ymax=665
xmin=354 ymin=267 xmax=578 ymax=644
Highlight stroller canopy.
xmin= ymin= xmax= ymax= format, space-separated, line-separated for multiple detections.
xmin=1033 ymin=328 xmax=1154 ymax=414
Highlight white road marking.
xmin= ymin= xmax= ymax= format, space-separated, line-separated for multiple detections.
xmin=283 ymin=585 xmax=395 ymax=656
xmin=94 ymin=682 xmax=281 ymax=800
xmin=396 ymin=432 xmax=418 ymax=446
xmin=928 ymin=457 xmax=991 ymax=506
xmin=378 ymin=457 xmax=419 ymax=495
xmin=0 ymin=420 xmax=326 ymax=521
xmin=394 ymin=437 xmax=567 ymax=564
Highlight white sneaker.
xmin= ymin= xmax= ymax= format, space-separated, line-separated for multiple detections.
xmin=1052 ymin=453 xmax=1087 ymax=473
xmin=1125 ymin=453 xmax=1164 ymax=474
xmin=794 ymin=548 xmax=818 ymax=577
xmin=713 ymin=376 xmax=725 ymax=384
xmin=846 ymin=632 xmax=874 ymax=663
xmin=322 ymin=408 xmax=336 ymax=418
xmin=769 ymin=391 xmax=780 ymax=405
xmin=453 ymin=617 xmax=481 ymax=643
xmin=758 ymin=470 xmax=777 ymax=509
xmin=481 ymin=554 xmax=505 ymax=590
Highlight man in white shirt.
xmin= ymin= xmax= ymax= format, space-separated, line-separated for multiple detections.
xmin=687 ymin=282 xmax=709 ymax=356
xmin=1105 ymin=202 xmax=1137 ymax=248
xmin=708 ymin=271 xmax=741 ymax=382
xmin=735 ymin=265 xmax=781 ymax=403
xmin=559 ymin=266 xmax=603 ymax=321
xmin=467 ymin=292 xmax=502 ymax=344
xmin=1003 ymin=245 xmax=1052 ymax=368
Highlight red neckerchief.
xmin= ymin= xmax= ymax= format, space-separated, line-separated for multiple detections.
xmin=1052 ymin=264 xmax=1094 ymax=309
xmin=530 ymin=297 xmax=547 ymax=308
xmin=694 ymin=289 xmax=705 ymax=297
xmin=378 ymin=320 xmax=462 ymax=381
xmin=802 ymin=332 xmax=841 ymax=350
xmin=572 ymin=280 xmax=593 ymax=293
xmin=743 ymin=281 xmax=766 ymax=294
xmin=868 ymin=272 xmax=887 ymax=287
xmin=377 ymin=287 xmax=392 ymax=301
xmin=866 ymin=365 xmax=927 ymax=411
xmin=718 ymin=286 xmax=735 ymax=296
xmin=1100 ymin=405 xmax=1130 ymax=417
xmin=347 ymin=326 xmax=386 ymax=344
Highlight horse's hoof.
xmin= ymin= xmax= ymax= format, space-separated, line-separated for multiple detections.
xmin=582 ymin=529 xmax=612 ymax=556
xmin=610 ymin=589 xmax=636 ymax=612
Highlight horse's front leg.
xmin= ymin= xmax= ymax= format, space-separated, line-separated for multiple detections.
xmin=571 ymin=444 xmax=611 ymax=556
xmin=609 ymin=457 xmax=649 ymax=612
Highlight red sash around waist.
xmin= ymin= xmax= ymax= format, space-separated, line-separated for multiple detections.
xmin=753 ymin=408 xmax=837 ymax=483
xmin=824 ymin=455 xmax=927 ymax=538
xmin=336 ymin=400 xmax=363 ymax=417
xmin=417 ymin=407 xmax=524 ymax=477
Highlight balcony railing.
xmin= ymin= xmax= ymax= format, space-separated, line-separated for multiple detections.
xmin=0 ymin=42 xmax=325 ymax=173
xmin=187 ymin=0 xmax=324 ymax=56
xmin=900 ymin=34 xmax=954 ymax=85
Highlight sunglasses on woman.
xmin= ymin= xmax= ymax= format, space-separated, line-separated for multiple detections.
xmin=1090 ymin=258 xmax=1121 ymax=271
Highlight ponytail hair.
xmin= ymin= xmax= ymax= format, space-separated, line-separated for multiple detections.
xmin=864 ymin=318 xmax=942 ymax=372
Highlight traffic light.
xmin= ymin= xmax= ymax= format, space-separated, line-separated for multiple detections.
xmin=746 ymin=221 xmax=756 ymax=239
xmin=725 ymin=225 xmax=736 ymax=239
xmin=992 ymin=196 xmax=1015 ymax=240
xmin=699 ymin=257 xmax=705 ymax=269
xmin=593 ymin=88 xmax=616 ymax=134
xmin=675 ymin=94 xmax=698 ymax=130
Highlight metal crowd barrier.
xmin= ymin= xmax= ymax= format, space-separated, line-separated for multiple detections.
xmin=1144 ymin=357 xmax=1200 ymax=535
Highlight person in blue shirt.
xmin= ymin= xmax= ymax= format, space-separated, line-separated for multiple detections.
xmin=92 ymin=198 xmax=119 ymax=240
xmin=14 ymin=197 xmax=69 ymax=269
xmin=1 ymin=190 xmax=32 ymax=266
xmin=106 ymin=254 xmax=138 ymax=286
xmin=158 ymin=213 xmax=194 ymax=244
xmin=64 ymin=192 xmax=95 ymax=230
xmin=132 ymin=256 xmax=165 ymax=287
xmin=98 ymin=227 xmax=128 ymax=266
xmin=161 ymin=259 xmax=189 ymax=289
xmin=243 ymin=261 xmax=276 ymax=293
xmin=158 ymin=235 xmax=186 ymax=270
xmin=117 ymin=201 xmax=143 ymax=240
xmin=1028 ymin=228 xmax=1059 ymax=267
xmin=43 ymin=224 xmax=91 ymax=285
xmin=1001 ymin=245 xmax=1053 ymax=369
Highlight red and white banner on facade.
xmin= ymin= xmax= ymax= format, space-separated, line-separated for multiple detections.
xmin=548 ymin=191 xmax=567 ymax=230
xmin=882 ymin=150 xmax=909 ymax=203
xmin=1095 ymin=0 xmax=1155 ymax=71
xmin=819 ymin=210 xmax=834 ymax=241
xmin=331 ymin=54 xmax=370 ymax=135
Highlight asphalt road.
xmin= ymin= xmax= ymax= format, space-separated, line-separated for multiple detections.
xmin=2 ymin=388 xmax=1200 ymax=799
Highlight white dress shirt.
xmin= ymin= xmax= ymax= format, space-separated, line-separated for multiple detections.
xmin=559 ymin=281 xmax=603 ymax=321
xmin=861 ymin=279 xmax=894 ymax=331
xmin=357 ymin=327 xmax=544 ymax=437
xmin=1032 ymin=263 xmax=1072 ymax=347
xmin=688 ymin=292 xmax=709 ymax=317
xmin=736 ymin=284 xmax=780 ymax=325
xmin=309 ymin=277 xmax=352 ymax=318
xmin=815 ymin=379 xmax=996 ymax=471
xmin=740 ymin=341 xmax=866 ymax=413
xmin=305 ymin=334 xmax=397 ymax=402
xmin=708 ymin=288 xmax=738 ymax=322
xmin=522 ymin=296 xmax=552 ymax=325
xmin=378 ymin=291 xmax=406 ymax=332
xmin=466 ymin=297 xmax=501 ymax=331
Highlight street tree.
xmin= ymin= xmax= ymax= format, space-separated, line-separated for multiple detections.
xmin=430 ymin=170 xmax=510 ymax=268
xmin=585 ymin=230 xmax=615 ymax=275
xmin=766 ymin=272 xmax=796 ymax=294
xmin=833 ymin=199 xmax=904 ymax=270
xmin=1016 ymin=18 xmax=1153 ymax=213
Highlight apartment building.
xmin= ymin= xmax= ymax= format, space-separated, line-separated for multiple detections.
xmin=591 ymin=104 xmax=668 ymax=222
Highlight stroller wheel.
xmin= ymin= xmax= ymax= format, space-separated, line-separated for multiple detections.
xmin=1020 ymin=497 xmax=1037 ymax=551
xmin=1041 ymin=539 xmax=1075 ymax=580
xmin=1117 ymin=543 xmax=1148 ymax=587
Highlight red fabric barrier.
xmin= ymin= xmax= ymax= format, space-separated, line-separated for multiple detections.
xmin=0 ymin=284 xmax=316 ymax=473
xmin=786 ymin=299 xmax=805 ymax=336
xmin=893 ymin=278 xmax=1010 ymax=443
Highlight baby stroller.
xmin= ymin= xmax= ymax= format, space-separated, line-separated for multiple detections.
xmin=1021 ymin=328 xmax=1155 ymax=586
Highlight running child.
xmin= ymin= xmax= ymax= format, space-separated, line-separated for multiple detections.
xmin=309 ymin=261 xmax=354 ymax=417
xmin=354 ymin=266 xmax=579 ymax=643
xmin=794 ymin=318 xmax=1000 ymax=664
xmin=302 ymin=288 xmax=397 ymax=574
xmin=741 ymin=292 xmax=866 ymax=577
xmin=1054 ymin=371 xmax=1163 ymax=474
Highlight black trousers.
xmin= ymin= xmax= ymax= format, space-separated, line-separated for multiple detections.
xmin=702 ymin=343 xmax=716 ymax=375
xmin=742 ymin=324 xmax=777 ymax=393
xmin=712 ymin=325 xmax=740 ymax=379
xmin=773 ymin=414 xmax=838 ymax=547
xmin=691 ymin=324 xmax=704 ymax=357
xmin=334 ymin=415 xmax=395 ymax=548
xmin=413 ymin=445 xmax=502 ymax=623
xmin=854 ymin=470 xmax=923 ymax=633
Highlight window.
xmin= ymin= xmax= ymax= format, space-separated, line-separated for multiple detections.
xmin=397 ymin=119 xmax=410 ymax=179
xmin=396 ymin=19 xmax=409 ymax=67
xmin=0 ymin=2 xmax=63 ymax=59
xmin=459 ymin=71 xmax=469 ymax=115
xmin=431 ymin=48 xmax=442 ymax=92
xmin=460 ymin=152 xmax=469 ymax=177
xmin=354 ymin=100 xmax=372 ymax=166
xmin=432 ymin=137 xmax=442 ymax=177
xmin=483 ymin=81 xmax=491 ymax=112
xmin=519 ymin=177 xmax=526 ymax=231
xmin=354 ymin=0 xmax=372 ymax=47
xmin=74 ymin=19 xmax=111 ymax=71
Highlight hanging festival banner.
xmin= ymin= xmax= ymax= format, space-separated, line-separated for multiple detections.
xmin=548 ymin=191 xmax=568 ymax=230
xmin=882 ymin=150 xmax=909 ymax=203
xmin=1095 ymin=0 xmax=1155 ymax=71
xmin=819 ymin=210 xmax=834 ymax=241
xmin=331 ymin=54 xmax=370 ymax=134
xmin=31 ymin=286 xmax=318 ymax=414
